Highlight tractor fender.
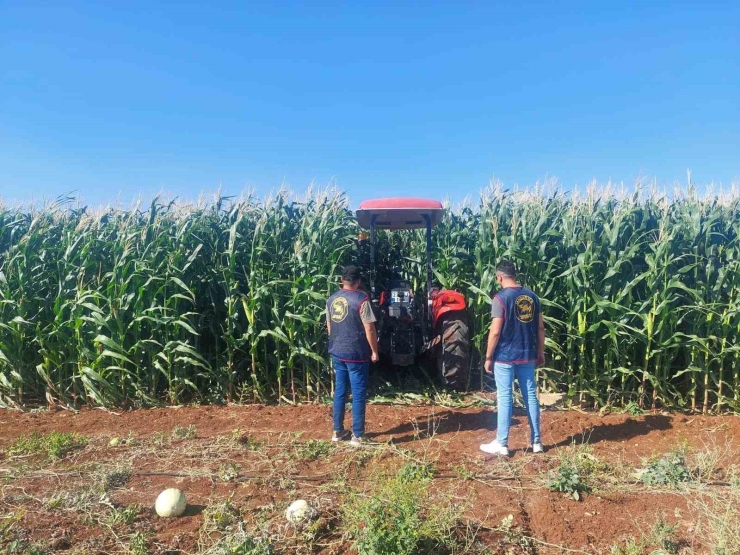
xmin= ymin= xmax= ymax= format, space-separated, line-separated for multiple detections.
xmin=431 ymin=289 xmax=466 ymax=329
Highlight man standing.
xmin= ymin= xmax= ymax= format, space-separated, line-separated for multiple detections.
xmin=480 ymin=261 xmax=545 ymax=456
xmin=327 ymin=265 xmax=379 ymax=446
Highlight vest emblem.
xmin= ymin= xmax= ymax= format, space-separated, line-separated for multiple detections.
xmin=330 ymin=297 xmax=349 ymax=323
xmin=515 ymin=295 xmax=535 ymax=323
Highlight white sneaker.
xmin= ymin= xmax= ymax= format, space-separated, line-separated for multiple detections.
xmin=332 ymin=430 xmax=350 ymax=443
xmin=532 ymin=442 xmax=544 ymax=454
xmin=349 ymin=435 xmax=367 ymax=447
xmin=479 ymin=440 xmax=509 ymax=456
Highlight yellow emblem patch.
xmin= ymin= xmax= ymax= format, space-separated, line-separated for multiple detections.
xmin=515 ymin=295 xmax=535 ymax=323
xmin=330 ymin=297 xmax=349 ymax=323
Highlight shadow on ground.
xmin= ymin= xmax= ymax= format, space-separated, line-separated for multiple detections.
xmin=369 ymin=409 xmax=522 ymax=444
xmin=551 ymin=414 xmax=673 ymax=449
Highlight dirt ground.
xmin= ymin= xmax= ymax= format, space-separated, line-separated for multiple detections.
xmin=1 ymin=402 xmax=739 ymax=554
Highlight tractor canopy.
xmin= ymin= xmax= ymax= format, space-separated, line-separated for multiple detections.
xmin=356 ymin=198 xmax=445 ymax=230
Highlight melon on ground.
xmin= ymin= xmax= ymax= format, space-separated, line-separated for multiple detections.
xmin=155 ymin=488 xmax=187 ymax=517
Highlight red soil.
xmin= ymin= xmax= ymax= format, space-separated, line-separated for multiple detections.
xmin=1 ymin=404 xmax=738 ymax=554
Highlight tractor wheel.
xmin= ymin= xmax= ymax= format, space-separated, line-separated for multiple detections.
xmin=436 ymin=311 xmax=469 ymax=391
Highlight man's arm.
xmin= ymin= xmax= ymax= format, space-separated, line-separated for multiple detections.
xmin=484 ymin=318 xmax=503 ymax=374
xmin=326 ymin=310 xmax=331 ymax=335
xmin=359 ymin=298 xmax=379 ymax=362
xmin=364 ymin=322 xmax=379 ymax=362
xmin=537 ymin=312 xmax=546 ymax=367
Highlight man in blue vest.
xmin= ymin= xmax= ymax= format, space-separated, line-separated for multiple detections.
xmin=480 ymin=260 xmax=546 ymax=456
xmin=327 ymin=265 xmax=379 ymax=446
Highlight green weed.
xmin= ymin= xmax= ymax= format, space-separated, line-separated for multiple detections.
xmin=397 ymin=462 xmax=435 ymax=483
xmin=609 ymin=518 xmax=679 ymax=555
xmin=8 ymin=431 xmax=87 ymax=459
xmin=343 ymin=464 xmax=459 ymax=555
xmin=201 ymin=523 xmax=272 ymax=555
xmin=546 ymin=445 xmax=604 ymax=500
xmin=296 ymin=439 xmax=332 ymax=461
xmin=101 ymin=466 xmax=132 ymax=491
xmin=218 ymin=462 xmax=240 ymax=482
xmin=547 ymin=460 xmax=589 ymax=500
xmin=203 ymin=497 xmax=240 ymax=532
xmin=105 ymin=505 xmax=140 ymax=527
xmin=128 ymin=532 xmax=148 ymax=555
xmin=150 ymin=431 xmax=168 ymax=446
xmin=640 ymin=447 xmax=692 ymax=488
xmin=171 ymin=425 xmax=197 ymax=441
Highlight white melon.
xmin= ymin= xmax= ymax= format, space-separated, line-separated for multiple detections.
xmin=285 ymin=499 xmax=310 ymax=523
xmin=155 ymin=488 xmax=187 ymax=517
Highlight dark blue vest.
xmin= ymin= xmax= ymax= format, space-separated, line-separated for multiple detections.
xmin=493 ymin=286 xmax=540 ymax=363
xmin=327 ymin=289 xmax=372 ymax=362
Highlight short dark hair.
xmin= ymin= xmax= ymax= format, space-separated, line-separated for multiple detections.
xmin=341 ymin=265 xmax=362 ymax=283
xmin=495 ymin=260 xmax=517 ymax=278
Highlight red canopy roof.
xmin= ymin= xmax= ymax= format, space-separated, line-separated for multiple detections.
xmin=358 ymin=198 xmax=443 ymax=211
xmin=356 ymin=197 xmax=445 ymax=230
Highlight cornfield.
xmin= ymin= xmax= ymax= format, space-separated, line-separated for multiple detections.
xmin=1 ymin=184 xmax=739 ymax=412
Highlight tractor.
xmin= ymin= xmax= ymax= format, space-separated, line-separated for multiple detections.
xmin=356 ymin=198 xmax=470 ymax=390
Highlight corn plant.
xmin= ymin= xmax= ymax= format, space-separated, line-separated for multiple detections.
xmin=0 ymin=184 xmax=738 ymax=411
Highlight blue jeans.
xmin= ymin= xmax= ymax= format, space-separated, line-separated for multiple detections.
xmin=494 ymin=361 xmax=541 ymax=447
xmin=332 ymin=356 xmax=369 ymax=437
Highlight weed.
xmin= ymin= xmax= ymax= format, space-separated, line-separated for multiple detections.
xmin=216 ymin=429 xmax=264 ymax=452
xmin=296 ymin=439 xmax=332 ymax=461
xmin=0 ymin=511 xmax=23 ymax=543
xmin=344 ymin=447 xmax=375 ymax=471
xmin=609 ymin=518 xmax=680 ymax=555
xmin=104 ymin=505 xmax=140 ymax=527
xmin=0 ymin=513 xmax=49 ymax=555
xmin=218 ymin=462 xmax=240 ymax=482
xmin=610 ymin=537 xmax=643 ymax=555
xmin=397 ymin=462 xmax=434 ymax=483
xmin=100 ymin=466 xmax=132 ymax=491
xmin=45 ymin=486 xmax=101 ymax=513
xmin=203 ymin=497 xmax=240 ymax=533
xmin=150 ymin=431 xmax=168 ymax=446
xmin=622 ymin=401 xmax=644 ymax=416
xmin=452 ymin=463 xmax=476 ymax=481
xmin=171 ymin=424 xmax=197 ymax=441
xmin=239 ymin=435 xmax=265 ymax=451
xmin=688 ymin=437 xmax=732 ymax=482
xmin=4 ymin=541 xmax=50 ymax=555
xmin=729 ymin=466 xmax=740 ymax=490
xmin=648 ymin=519 xmax=679 ymax=554
xmin=546 ymin=445 xmax=602 ymax=500
xmin=343 ymin=464 xmax=459 ymax=555
xmin=496 ymin=514 xmax=535 ymax=552
xmin=547 ymin=460 xmax=589 ymax=500
xmin=687 ymin=484 xmax=740 ymax=554
xmin=639 ymin=447 xmax=691 ymax=488
xmin=8 ymin=431 xmax=87 ymax=459
xmin=128 ymin=532 xmax=148 ymax=555
xmin=201 ymin=523 xmax=272 ymax=555
xmin=46 ymin=495 xmax=64 ymax=510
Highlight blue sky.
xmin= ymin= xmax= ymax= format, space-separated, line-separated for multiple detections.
xmin=1 ymin=1 xmax=739 ymax=207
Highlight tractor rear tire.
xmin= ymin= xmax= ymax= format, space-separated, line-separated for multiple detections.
xmin=436 ymin=311 xmax=469 ymax=391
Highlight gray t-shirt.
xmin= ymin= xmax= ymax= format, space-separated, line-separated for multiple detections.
xmin=491 ymin=297 xmax=504 ymax=318
xmin=359 ymin=298 xmax=377 ymax=324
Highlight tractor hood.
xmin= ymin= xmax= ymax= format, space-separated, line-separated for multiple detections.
xmin=356 ymin=198 xmax=445 ymax=230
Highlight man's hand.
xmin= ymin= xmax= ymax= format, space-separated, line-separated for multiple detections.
xmin=536 ymin=353 xmax=545 ymax=367
xmin=484 ymin=358 xmax=493 ymax=375
xmin=371 ymin=351 xmax=379 ymax=363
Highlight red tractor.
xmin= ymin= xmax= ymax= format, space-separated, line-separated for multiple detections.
xmin=356 ymin=198 xmax=470 ymax=390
